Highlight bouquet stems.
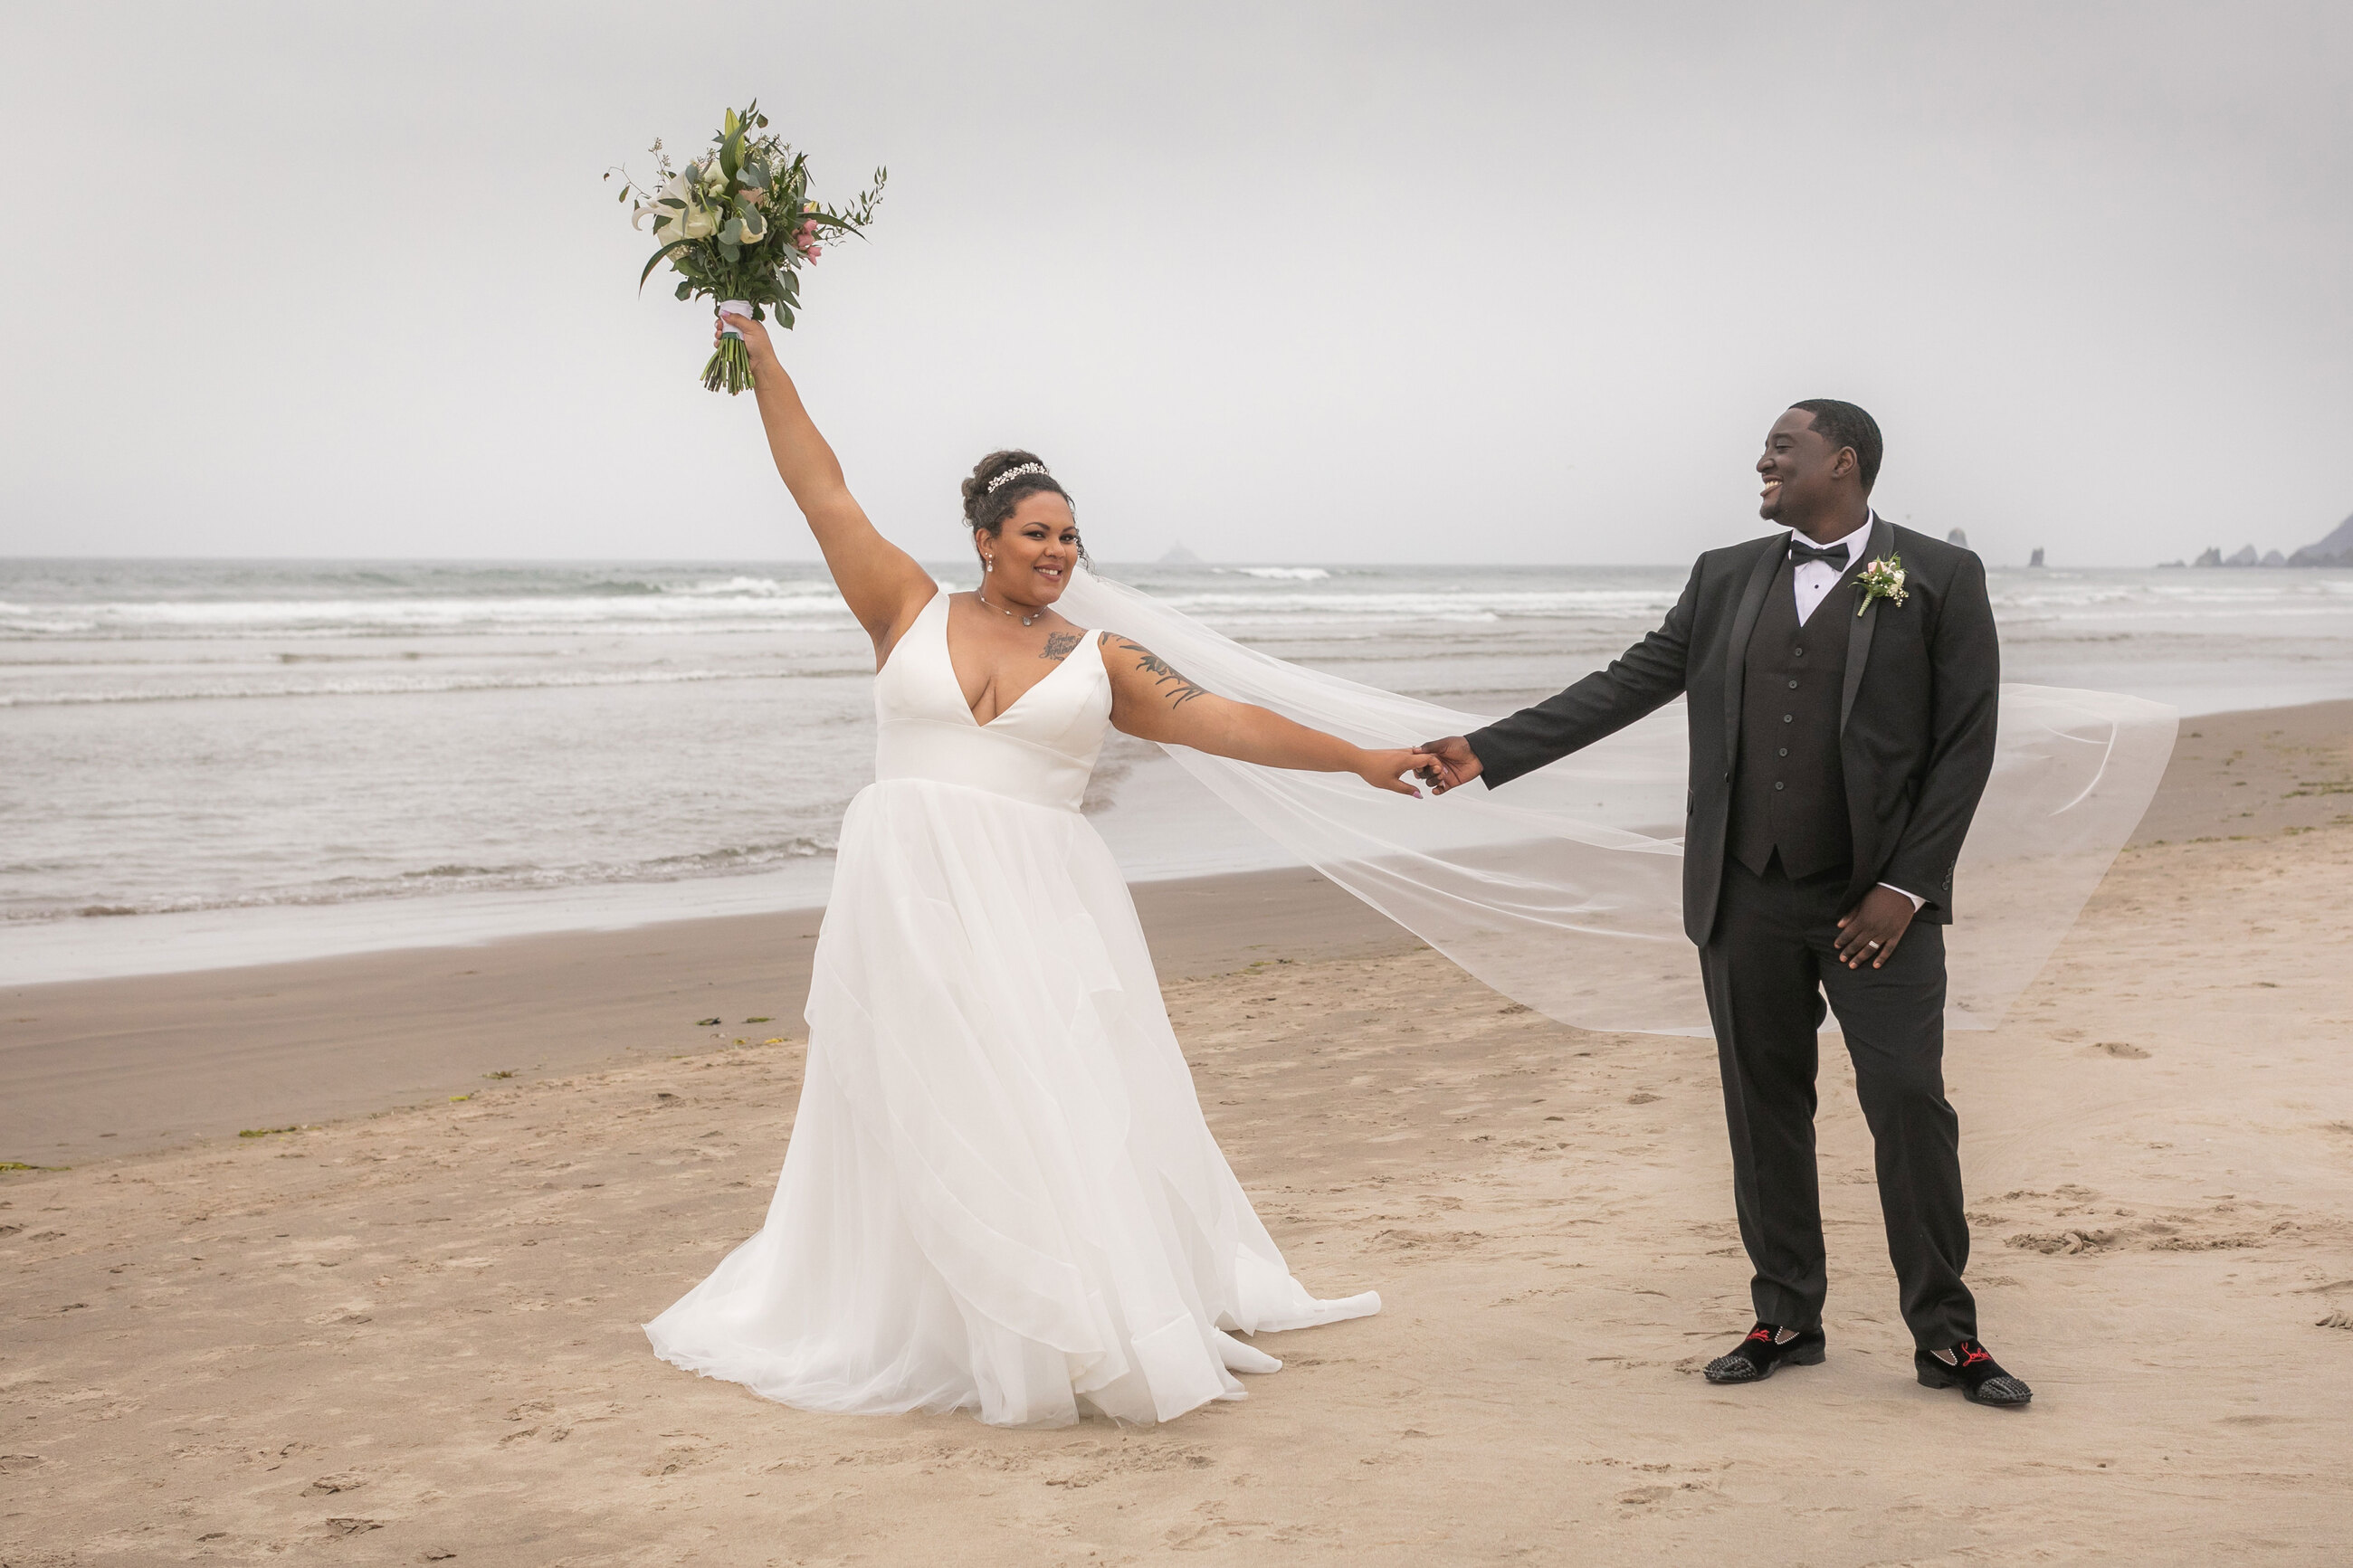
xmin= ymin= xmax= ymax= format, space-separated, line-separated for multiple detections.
xmin=701 ymin=332 xmax=754 ymax=395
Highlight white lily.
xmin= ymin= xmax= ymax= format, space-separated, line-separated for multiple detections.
xmin=636 ymin=166 xmax=695 ymax=227
xmin=636 ymin=165 xmax=720 ymax=244
xmin=639 ymin=201 xmax=717 ymax=245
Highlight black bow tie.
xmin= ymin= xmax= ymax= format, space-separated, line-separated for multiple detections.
xmin=1788 ymin=539 xmax=1851 ymax=567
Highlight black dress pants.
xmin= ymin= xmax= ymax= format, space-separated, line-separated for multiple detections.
xmin=1698 ymin=853 xmax=1977 ymax=1348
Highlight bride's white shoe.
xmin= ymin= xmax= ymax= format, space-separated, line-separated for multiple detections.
xmin=1216 ymin=1330 xmax=1283 ymax=1375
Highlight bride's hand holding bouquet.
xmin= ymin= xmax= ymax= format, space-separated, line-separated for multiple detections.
xmin=712 ymin=308 xmax=776 ymax=379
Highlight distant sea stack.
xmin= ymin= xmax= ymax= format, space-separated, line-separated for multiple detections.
xmin=2192 ymin=545 xmax=2272 ymax=567
xmin=2288 ymin=512 xmax=2353 ymax=567
xmin=2028 ymin=547 xmax=2045 ymax=567
xmin=2182 ymin=512 xmax=2353 ymax=568
xmin=1158 ymin=543 xmax=1204 ymax=565
xmin=1945 ymin=527 xmax=1969 ymax=548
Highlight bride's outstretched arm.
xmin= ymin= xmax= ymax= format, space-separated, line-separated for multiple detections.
xmin=724 ymin=311 xmax=936 ymax=657
xmin=1101 ymin=635 xmax=1430 ymax=797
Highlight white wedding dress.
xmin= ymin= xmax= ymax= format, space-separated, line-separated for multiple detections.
xmin=645 ymin=590 xmax=1380 ymax=1427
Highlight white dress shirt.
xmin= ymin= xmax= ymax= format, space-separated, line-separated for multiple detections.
xmin=1783 ymin=510 xmax=1926 ymax=914
xmin=1791 ymin=512 xmax=1876 ymax=626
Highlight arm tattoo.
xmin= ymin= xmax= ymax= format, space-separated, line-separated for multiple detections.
xmin=1112 ymin=638 xmax=1211 ymax=708
xmin=1039 ymin=631 xmax=1081 ymax=662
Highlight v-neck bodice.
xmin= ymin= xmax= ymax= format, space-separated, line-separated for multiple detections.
xmin=872 ymin=591 xmax=1112 ymax=813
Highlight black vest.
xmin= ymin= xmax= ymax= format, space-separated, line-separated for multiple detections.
xmin=1727 ymin=556 xmax=1853 ymax=879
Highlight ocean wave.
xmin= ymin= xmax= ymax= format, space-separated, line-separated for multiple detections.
xmin=1987 ymin=575 xmax=2353 ymax=609
xmin=16 ymin=568 xmax=2336 ymax=641
xmin=678 ymin=575 xmax=843 ymax=597
xmin=1139 ymin=587 xmax=1681 ymax=618
xmin=0 ymin=666 xmax=781 ymax=707
xmin=4 ymin=834 xmax=838 ymax=925
xmin=0 ymin=579 xmax=1698 ymax=636
xmin=0 ymin=590 xmax=862 ymax=638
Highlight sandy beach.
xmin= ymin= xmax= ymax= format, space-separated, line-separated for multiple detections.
xmin=4 ymin=698 xmax=2349 ymax=1565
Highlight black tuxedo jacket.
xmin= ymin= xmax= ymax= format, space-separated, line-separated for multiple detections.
xmin=1464 ymin=518 xmax=2000 ymax=946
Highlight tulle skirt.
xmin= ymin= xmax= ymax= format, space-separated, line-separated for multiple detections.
xmin=644 ymin=776 xmax=1379 ymax=1427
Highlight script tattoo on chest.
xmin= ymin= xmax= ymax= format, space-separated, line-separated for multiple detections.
xmin=1112 ymin=638 xmax=1210 ymax=708
xmin=1039 ymin=632 xmax=1081 ymax=662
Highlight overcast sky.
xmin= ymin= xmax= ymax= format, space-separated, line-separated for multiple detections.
xmin=2 ymin=2 xmax=2347 ymax=566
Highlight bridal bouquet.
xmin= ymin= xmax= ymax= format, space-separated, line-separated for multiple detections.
xmin=608 ymin=104 xmax=885 ymax=394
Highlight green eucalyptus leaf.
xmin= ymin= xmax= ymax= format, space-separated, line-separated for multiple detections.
xmin=638 ymin=238 xmax=694 ymax=290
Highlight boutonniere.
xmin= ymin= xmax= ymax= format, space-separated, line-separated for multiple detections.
xmin=1856 ymin=554 xmax=1908 ymax=616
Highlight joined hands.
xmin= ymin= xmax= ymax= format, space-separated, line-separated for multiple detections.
xmin=1413 ymin=736 xmax=1481 ymax=794
xmin=1356 ymin=747 xmax=1438 ymax=797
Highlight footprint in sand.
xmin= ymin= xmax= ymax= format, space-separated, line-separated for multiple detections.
xmin=2007 ymin=1230 xmax=2115 ymax=1255
xmin=2091 ymin=1041 xmax=2150 ymax=1059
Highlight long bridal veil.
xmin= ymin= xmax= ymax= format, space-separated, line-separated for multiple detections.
xmin=1057 ymin=565 xmax=2176 ymax=1036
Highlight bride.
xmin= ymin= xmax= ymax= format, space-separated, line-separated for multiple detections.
xmin=645 ymin=312 xmax=1427 ymax=1427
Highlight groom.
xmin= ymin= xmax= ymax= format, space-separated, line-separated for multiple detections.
xmin=1417 ymin=401 xmax=2031 ymax=1408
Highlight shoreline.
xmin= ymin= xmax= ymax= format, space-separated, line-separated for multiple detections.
xmin=0 ymin=865 xmax=1415 ymax=1167
xmin=6 ymin=676 xmax=2349 ymax=989
xmin=4 ymin=698 xmax=2346 ymax=1172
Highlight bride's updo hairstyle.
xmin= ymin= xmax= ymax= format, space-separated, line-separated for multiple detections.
xmin=962 ymin=449 xmax=1072 ymax=537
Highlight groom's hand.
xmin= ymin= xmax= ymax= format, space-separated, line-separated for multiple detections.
xmin=1415 ymin=736 xmax=1482 ymax=794
xmin=1834 ymin=886 xmax=1918 ymax=969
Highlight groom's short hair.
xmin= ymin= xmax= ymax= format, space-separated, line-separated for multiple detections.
xmin=1789 ymin=399 xmax=1882 ymax=492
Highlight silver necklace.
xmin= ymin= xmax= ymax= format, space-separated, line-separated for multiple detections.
xmin=976 ymin=587 xmax=1043 ymax=628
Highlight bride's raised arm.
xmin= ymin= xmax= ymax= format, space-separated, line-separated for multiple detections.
xmin=725 ymin=311 xmax=937 ymax=660
xmin=1100 ymin=634 xmax=1431 ymax=797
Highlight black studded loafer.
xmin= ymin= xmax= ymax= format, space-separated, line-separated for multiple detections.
xmin=1702 ymin=1322 xmax=1826 ymax=1383
xmin=1915 ymin=1339 xmax=2033 ymax=1407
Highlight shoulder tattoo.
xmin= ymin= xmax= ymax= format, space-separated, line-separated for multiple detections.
xmin=1111 ymin=638 xmax=1211 ymax=708
xmin=1039 ymin=631 xmax=1081 ymax=662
